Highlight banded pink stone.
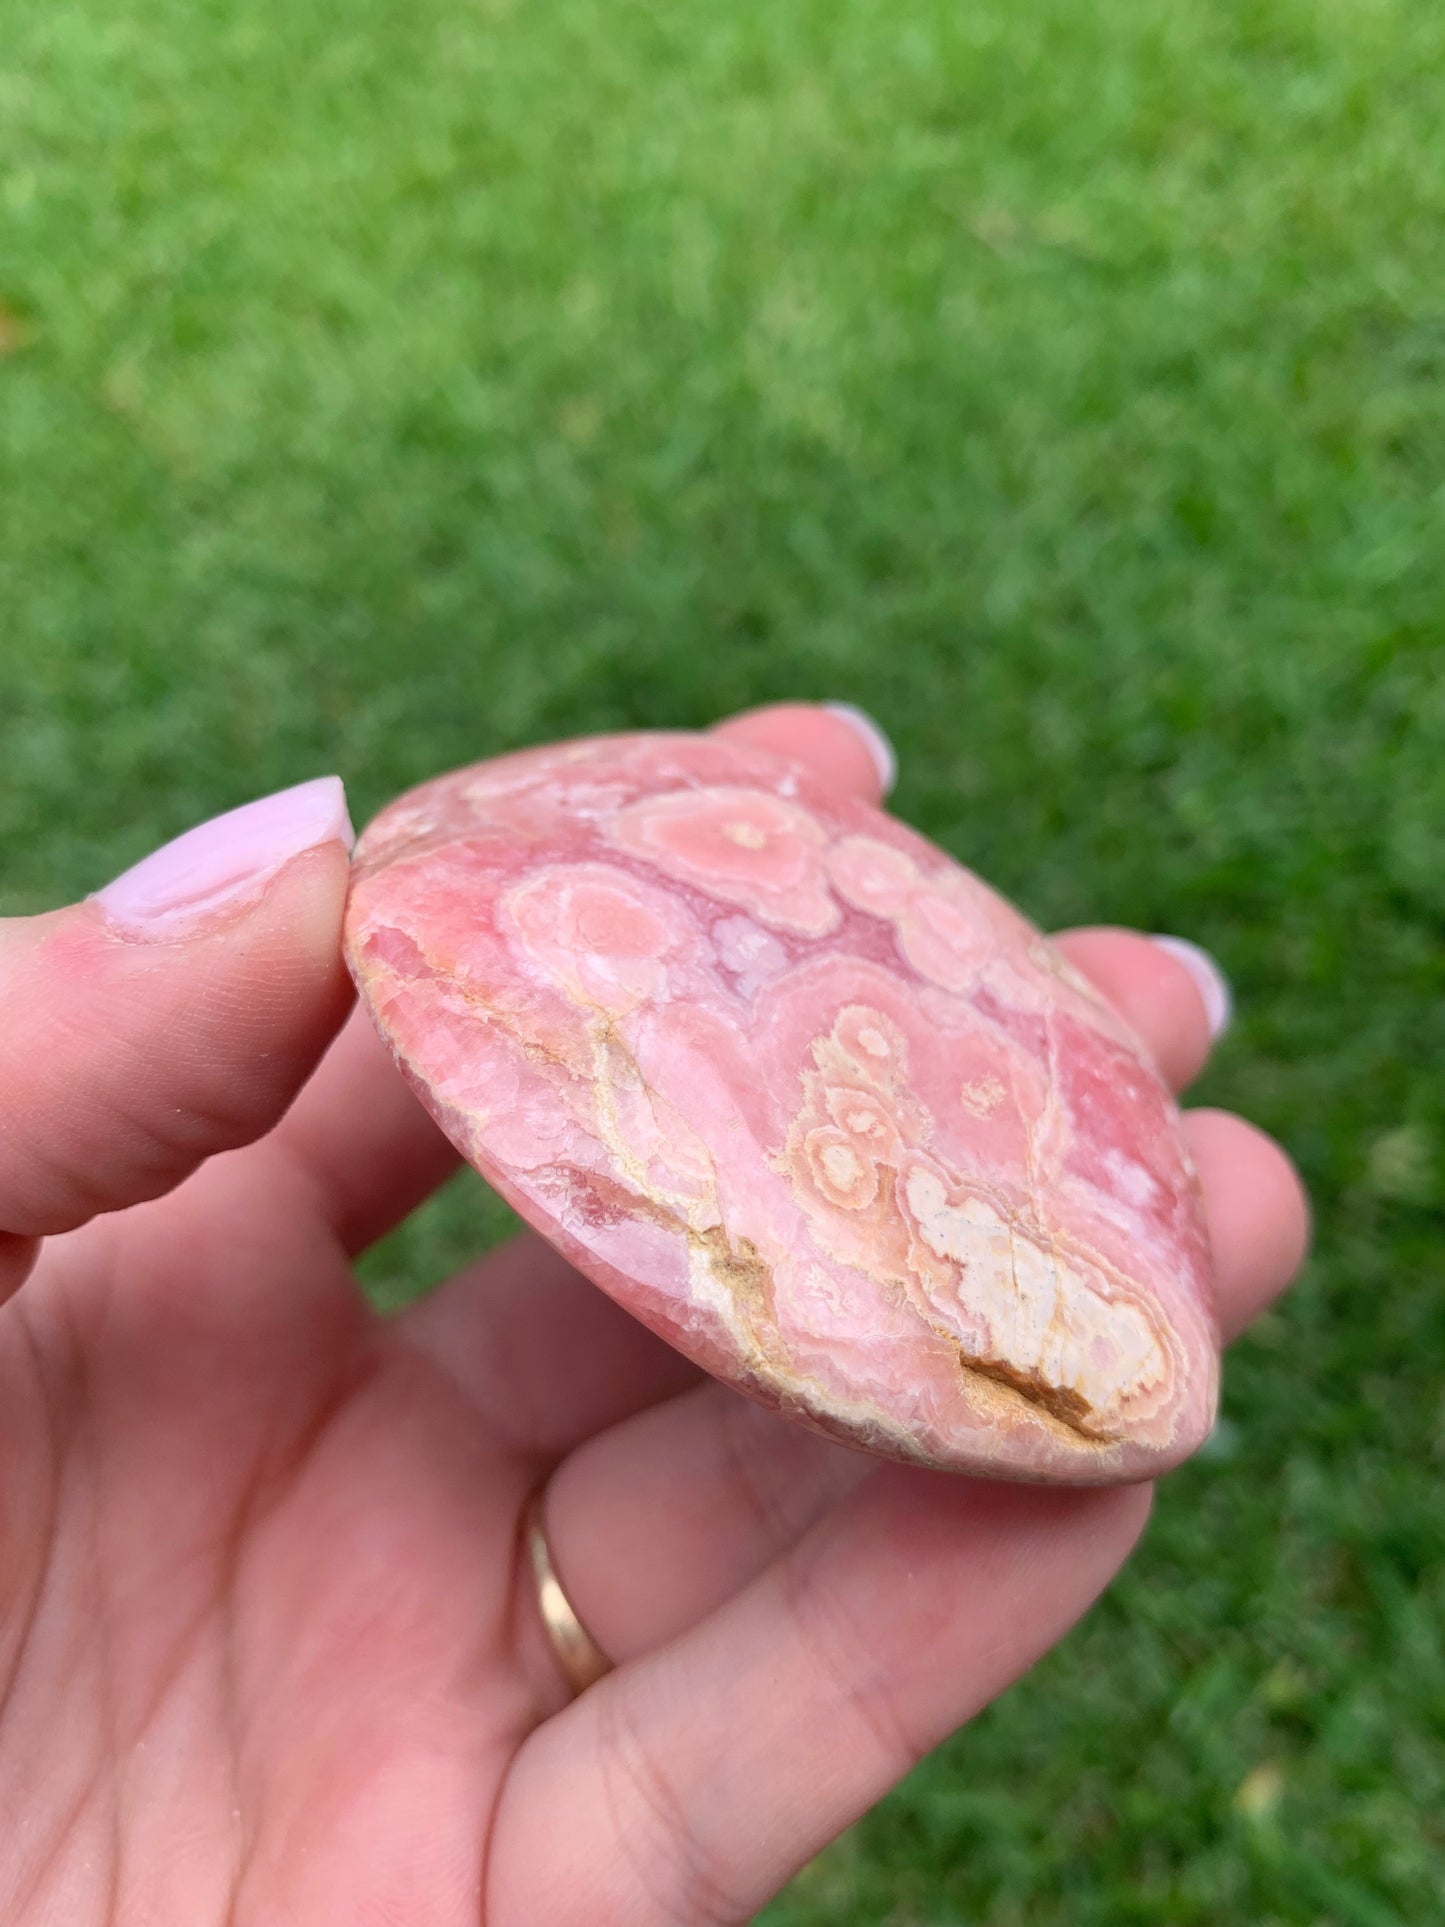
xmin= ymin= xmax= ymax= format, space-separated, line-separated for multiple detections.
xmin=343 ymin=731 xmax=1220 ymax=1483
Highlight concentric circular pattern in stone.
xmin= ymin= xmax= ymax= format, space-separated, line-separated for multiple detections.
xmin=344 ymin=732 xmax=1220 ymax=1484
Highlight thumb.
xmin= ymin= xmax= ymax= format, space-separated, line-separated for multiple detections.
xmin=0 ymin=776 xmax=356 ymax=1297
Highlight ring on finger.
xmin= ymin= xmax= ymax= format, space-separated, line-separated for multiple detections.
xmin=521 ymin=1485 xmax=614 ymax=1697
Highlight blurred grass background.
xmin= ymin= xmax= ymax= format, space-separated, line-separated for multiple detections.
xmin=2 ymin=0 xmax=1443 ymax=1918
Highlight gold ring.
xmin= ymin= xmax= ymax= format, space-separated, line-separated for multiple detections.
xmin=521 ymin=1487 xmax=613 ymax=1697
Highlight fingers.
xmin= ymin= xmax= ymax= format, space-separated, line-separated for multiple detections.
xmin=1186 ymin=1108 xmax=1311 ymax=1341
xmin=492 ymin=1471 xmax=1151 ymax=1926
xmin=0 ymin=779 xmax=355 ymax=1303
xmin=526 ymin=1386 xmax=867 ymax=1664
xmin=710 ymin=700 xmax=896 ymax=804
xmin=490 ymin=1093 xmax=1308 ymax=1925
xmin=260 ymin=1004 xmax=461 ymax=1254
xmin=1052 ymin=926 xmax=1231 ymax=1092
xmin=494 ymin=1109 xmax=1308 ymax=1924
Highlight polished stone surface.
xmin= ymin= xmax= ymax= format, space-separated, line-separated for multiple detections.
xmin=345 ymin=732 xmax=1219 ymax=1482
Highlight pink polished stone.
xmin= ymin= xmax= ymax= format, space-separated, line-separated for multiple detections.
xmin=344 ymin=732 xmax=1220 ymax=1483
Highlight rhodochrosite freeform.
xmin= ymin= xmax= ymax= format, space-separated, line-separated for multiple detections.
xmin=344 ymin=733 xmax=1220 ymax=1483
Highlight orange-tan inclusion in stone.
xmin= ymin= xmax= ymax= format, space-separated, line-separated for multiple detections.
xmin=344 ymin=733 xmax=1221 ymax=1484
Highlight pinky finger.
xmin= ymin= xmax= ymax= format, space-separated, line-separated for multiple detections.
xmin=1186 ymin=1108 xmax=1311 ymax=1343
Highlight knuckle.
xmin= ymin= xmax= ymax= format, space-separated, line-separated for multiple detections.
xmin=597 ymin=1688 xmax=753 ymax=1927
xmin=777 ymin=1529 xmax=929 ymax=1782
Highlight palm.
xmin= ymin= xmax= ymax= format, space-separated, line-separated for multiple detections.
xmin=0 ymin=710 xmax=1308 ymax=1926
xmin=5 ymin=1167 xmax=545 ymax=1921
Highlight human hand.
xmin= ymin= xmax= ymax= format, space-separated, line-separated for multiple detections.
xmin=0 ymin=705 xmax=1309 ymax=1924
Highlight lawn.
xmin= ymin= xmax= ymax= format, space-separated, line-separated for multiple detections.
xmin=3 ymin=0 xmax=1443 ymax=1918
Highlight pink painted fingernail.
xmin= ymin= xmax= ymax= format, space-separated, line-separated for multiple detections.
xmin=823 ymin=702 xmax=898 ymax=796
xmin=93 ymin=776 xmax=354 ymax=939
xmin=1150 ymin=935 xmax=1234 ymax=1041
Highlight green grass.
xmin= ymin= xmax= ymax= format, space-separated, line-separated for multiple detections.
xmin=3 ymin=0 xmax=1443 ymax=1916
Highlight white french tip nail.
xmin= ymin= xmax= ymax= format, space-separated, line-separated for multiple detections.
xmin=823 ymin=702 xmax=897 ymax=797
xmin=1150 ymin=935 xmax=1234 ymax=1041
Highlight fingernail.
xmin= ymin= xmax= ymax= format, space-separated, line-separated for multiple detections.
xmin=1150 ymin=935 xmax=1234 ymax=1041
xmin=94 ymin=777 xmax=354 ymax=940
xmin=823 ymin=702 xmax=897 ymax=797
